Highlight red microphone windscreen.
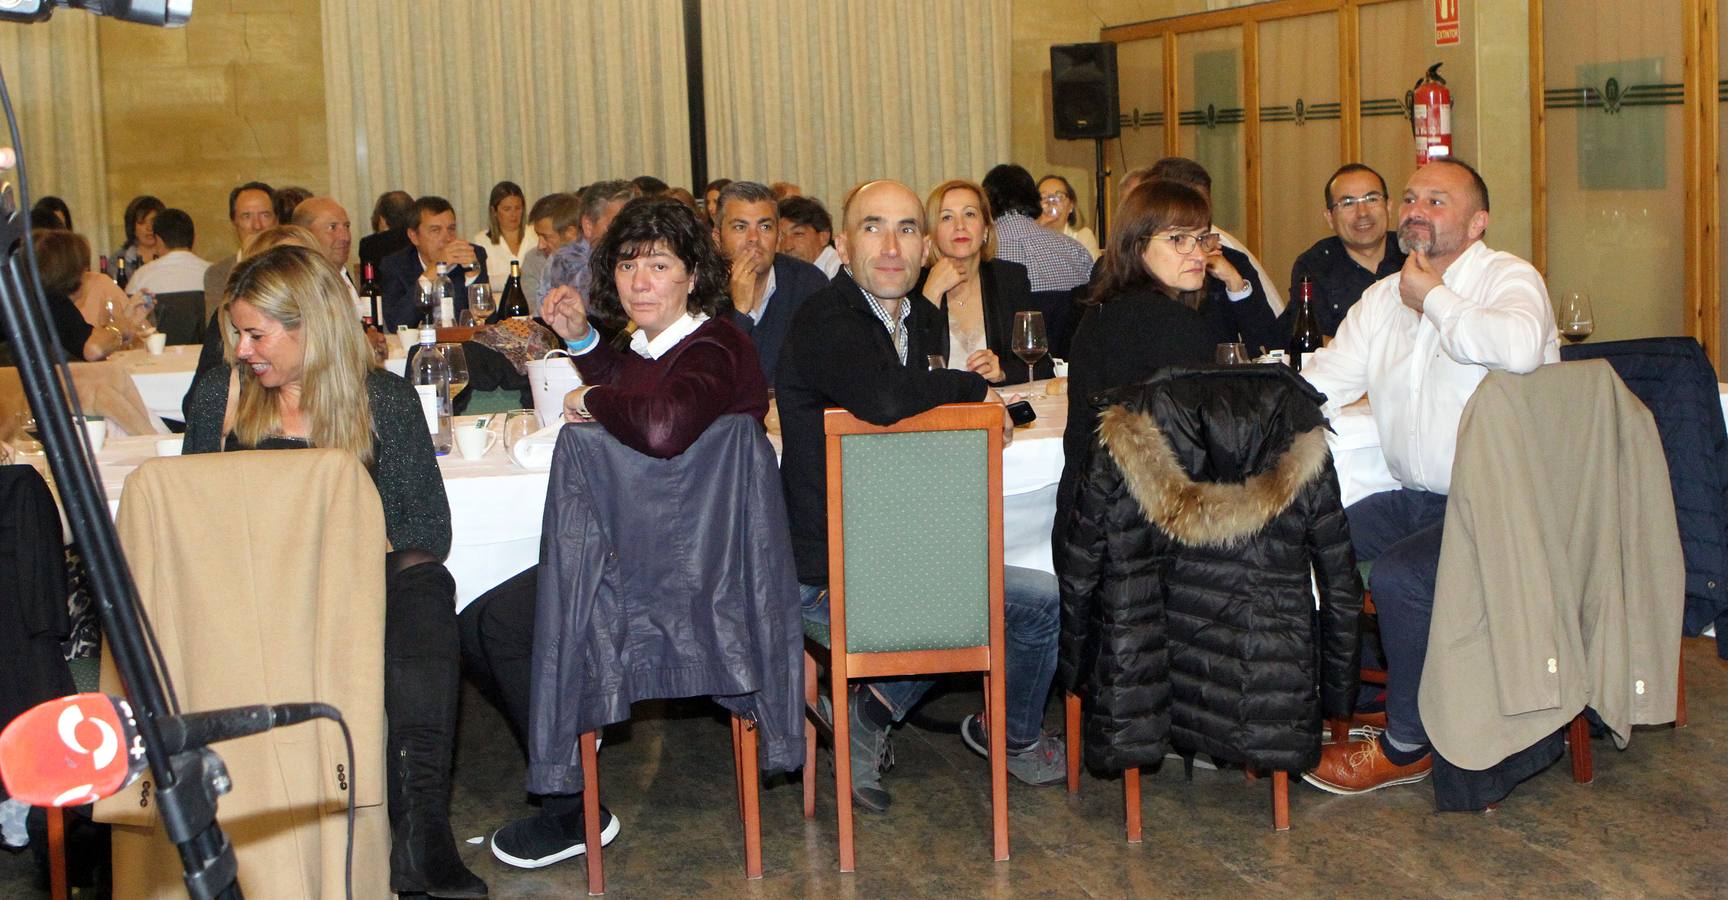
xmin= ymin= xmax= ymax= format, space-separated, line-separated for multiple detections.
xmin=0 ymin=693 xmax=147 ymax=807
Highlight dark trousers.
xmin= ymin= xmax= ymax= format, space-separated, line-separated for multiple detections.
xmin=458 ymin=566 xmax=582 ymax=815
xmin=1344 ymin=488 xmax=1447 ymax=749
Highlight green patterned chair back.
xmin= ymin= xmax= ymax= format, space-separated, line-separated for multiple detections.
xmin=834 ymin=426 xmax=991 ymax=654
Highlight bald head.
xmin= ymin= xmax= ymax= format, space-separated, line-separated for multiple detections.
xmin=292 ymin=197 xmax=353 ymax=270
xmin=837 ymin=180 xmax=925 ymax=300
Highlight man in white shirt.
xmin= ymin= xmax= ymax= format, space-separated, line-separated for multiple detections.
xmin=1298 ymin=158 xmax=1559 ymax=795
xmin=777 ymin=195 xmax=842 ymax=279
xmin=125 ymin=209 xmax=209 ymax=296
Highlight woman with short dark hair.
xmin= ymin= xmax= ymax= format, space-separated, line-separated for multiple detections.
xmin=114 ymin=195 xmax=165 ymax=271
xmin=1058 ymin=179 xmax=1234 ymax=527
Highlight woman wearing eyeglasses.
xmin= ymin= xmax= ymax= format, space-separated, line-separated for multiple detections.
xmin=1036 ymin=174 xmax=1101 ymax=259
xmin=1056 ymin=178 xmax=1237 ymax=531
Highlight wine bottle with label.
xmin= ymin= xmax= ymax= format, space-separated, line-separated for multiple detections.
xmin=360 ymin=262 xmax=384 ymax=329
xmin=433 ymin=262 xmax=455 ymax=327
xmin=1288 ymin=277 xmax=1323 ymax=372
xmin=498 ymin=260 xmax=529 ymax=321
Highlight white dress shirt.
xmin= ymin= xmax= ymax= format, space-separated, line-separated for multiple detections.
xmin=747 ymin=266 xmax=778 ymax=324
xmin=472 ymin=228 xmax=531 ymax=291
xmin=125 ymin=249 xmax=211 ymax=297
xmin=1299 ymin=240 xmax=1559 ymax=495
xmin=628 ymin=313 xmax=708 ymax=360
xmin=813 ymin=245 xmax=842 ymax=280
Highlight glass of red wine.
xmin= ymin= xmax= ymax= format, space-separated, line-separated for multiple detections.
xmin=1012 ymin=310 xmax=1048 ymax=379
xmin=1558 ymin=291 xmax=1594 ymax=344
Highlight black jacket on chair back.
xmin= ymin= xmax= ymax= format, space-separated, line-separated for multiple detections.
xmin=1057 ymin=366 xmax=1361 ymax=773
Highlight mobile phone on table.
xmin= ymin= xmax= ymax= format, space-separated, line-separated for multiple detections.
xmin=1007 ymin=400 xmax=1037 ymax=427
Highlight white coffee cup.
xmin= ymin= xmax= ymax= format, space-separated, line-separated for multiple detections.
xmin=455 ymin=426 xmax=497 ymax=460
xmin=81 ymin=416 xmax=106 ymax=453
xmin=144 ymin=332 xmax=167 ymax=355
xmin=155 ymin=437 xmax=183 ymax=457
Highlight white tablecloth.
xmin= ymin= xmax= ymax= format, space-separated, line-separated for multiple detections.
xmin=78 ymin=383 xmax=1070 ymax=611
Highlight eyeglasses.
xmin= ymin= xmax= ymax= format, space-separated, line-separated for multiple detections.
xmin=1330 ymin=192 xmax=1385 ymax=211
xmin=1151 ymin=231 xmax=1222 ymax=254
xmin=1041 ymin=194 xmax=1068 ymax=205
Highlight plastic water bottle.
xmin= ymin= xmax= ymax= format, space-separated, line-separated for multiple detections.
xmin=411 ymin=327 xmax=452 ymax=455
xmin=1 ymin=797 xmax=28 ymax=848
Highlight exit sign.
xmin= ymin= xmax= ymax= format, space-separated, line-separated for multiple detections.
xmin=1435 ymin=0 xmax=1460 ymax=46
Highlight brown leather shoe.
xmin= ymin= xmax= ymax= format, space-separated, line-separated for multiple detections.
xmin=1302 ymin=736 xmax=1431 ymax=795
xmin=1350 ymin=710 xmax=1388 ymax=730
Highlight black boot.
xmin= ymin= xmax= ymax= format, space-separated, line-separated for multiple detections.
xmin=385 ymin=557 xmax=487 ymax=898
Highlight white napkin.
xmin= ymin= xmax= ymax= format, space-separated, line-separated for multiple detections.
xmin=508 ymin=422 xmax=564 ymax=470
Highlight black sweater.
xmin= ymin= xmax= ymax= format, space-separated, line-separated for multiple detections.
xmin=182 ymin=366 xmax=453 ymax=558
xmin=775 ymin=271 xmax=989 ymax=586
xmin=1058 ymin=284 xmax=1231 ymax=535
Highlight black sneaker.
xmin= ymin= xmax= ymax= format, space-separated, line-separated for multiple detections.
xmin=959 ymin=714 xmax=1068 ymax=785
xmin=490 ymin=807 xmax=621 ymax=870
xmin=815 ymin=691 xmax=895 ymax=813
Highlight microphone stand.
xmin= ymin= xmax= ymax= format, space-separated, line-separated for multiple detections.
xmin=0 ymin=77 xmax=244 ymax=899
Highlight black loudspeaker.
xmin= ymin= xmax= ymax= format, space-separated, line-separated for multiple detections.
xmin=1051 ymin=42 xmax=1120 ymax=140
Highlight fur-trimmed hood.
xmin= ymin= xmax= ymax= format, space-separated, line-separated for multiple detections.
xmin=1097 ymin=404 xmax=1332 ymax=548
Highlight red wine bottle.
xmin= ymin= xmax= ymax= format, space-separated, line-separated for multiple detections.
xmin=1288 ymin=277 xmax=1323 ymax=372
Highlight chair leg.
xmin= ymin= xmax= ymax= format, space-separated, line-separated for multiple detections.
xmin=985 ymin=672 xmax=1009 ymax=862
xmin=1568 ymin=714 xmax=1594 ymax=785
xmin=581 ymin=731 xmax=604 ymax=895
xmin=1123 ymin=767 xmax=1142 ymax=844
xmin=733 ymin=717 xmax=764 ymax=880
xmin=731 ymin=716 xmax=745 ymax=821
xmin=48 ymin=806 xmax=67 ymax=900
xmin=1064 ymin=692 xmax=1081 ymax=794
xmin=1272 ymin=771 xmax=1290 ymax=832
xmin=832 ymin=675 xmax=856 ymax=873
xmin=803 ymin=651 xmax=819 ymax=818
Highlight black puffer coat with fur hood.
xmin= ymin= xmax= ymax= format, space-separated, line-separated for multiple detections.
xmin=1057 ymin=366 xmax=1361 ymax=773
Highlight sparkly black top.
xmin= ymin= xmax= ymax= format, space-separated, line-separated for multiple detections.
xmin=182 ymin=366 xmax=452 ymax=557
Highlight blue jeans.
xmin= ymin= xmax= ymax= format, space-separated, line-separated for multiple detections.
xmin=1345 ymin=488 xmax=1447 ymax=750
xmin=799 ymin=565 xmax=1059 ymax=749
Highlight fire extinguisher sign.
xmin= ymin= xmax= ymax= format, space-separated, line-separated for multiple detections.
xmin=1434 ymin=0 xmax=1461 ymax=46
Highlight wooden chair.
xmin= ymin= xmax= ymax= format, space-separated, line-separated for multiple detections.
xmin=802 ymin=404 xmax=1009 ymax=872
xmin=1063 ymin=693 xmax=1294 ymax=835
xmin=577 ymin=715 xmax=764 ymax=894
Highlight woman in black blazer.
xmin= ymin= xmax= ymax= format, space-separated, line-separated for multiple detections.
xmin=913 ymin=179 xmax=1053 ymax=385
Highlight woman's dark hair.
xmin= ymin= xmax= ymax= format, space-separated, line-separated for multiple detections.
xmin=120 ymin=195 xmax=164 ymax=251
xmin=586 ymin=197 xmax=730 ymax=334
xmin=32 ymin=229 xmax=91 ymax=298
xmin=1088 ymin=179 xmax=1211 ymax=308
xmin=485 ymin=180 xmax=525 ymax=242
xmin=32 ymin=196 xmax=71 ymax=230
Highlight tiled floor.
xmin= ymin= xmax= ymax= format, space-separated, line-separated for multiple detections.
xmin=7 ymin=637 xmax=1727 ymax=897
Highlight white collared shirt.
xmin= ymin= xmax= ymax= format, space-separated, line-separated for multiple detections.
xmin=629 ymin=312 xmax=709 ymax=360
xmin=125 ymin=249 xmax=211 ymax=297
xmin=748 ymin=265 xmax=778 ymax=324
xmin=813 ymin=245 xmax=842 ymax=279
xmin=1300 ymin=240 xmax=1560 ymax=495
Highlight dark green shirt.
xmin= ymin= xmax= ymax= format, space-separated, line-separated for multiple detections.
xmin=182 ymin=366 xmax=453 ymax=558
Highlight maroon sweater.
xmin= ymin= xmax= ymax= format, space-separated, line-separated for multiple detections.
xmin=575 ymin=316 xmax=769 ymax=459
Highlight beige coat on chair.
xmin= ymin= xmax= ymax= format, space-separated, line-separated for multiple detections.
xmin=1421 ymin=361 xmax=1684 ymax=770
xmin=93 ymin=449 xmax=390 ymax=899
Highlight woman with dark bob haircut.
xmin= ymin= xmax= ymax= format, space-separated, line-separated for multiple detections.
xmin=465 ymin=197 xmax=768 ymax=871
xmin=1056 ymin=178 xmax=1234 ymax=527
xmin=541 ymin=195 xmax=767 ymax=458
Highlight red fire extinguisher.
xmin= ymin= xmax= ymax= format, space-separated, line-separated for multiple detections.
xmin=1408 ymin=63 xmax=1452 ymax=166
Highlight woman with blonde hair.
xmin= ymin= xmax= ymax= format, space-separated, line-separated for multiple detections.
xmin=191 ymin=223 xmax=329 ymax=390
xmin=473 ymin=180 xmax=528 ymax=290
xmin=182 ymin=245 xmax=488 ymax=898
xmin=912 ymin=178 xmax=1046 ymax=384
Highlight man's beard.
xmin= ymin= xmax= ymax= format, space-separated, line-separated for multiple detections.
xmin=1397 ymin=221 xmax=1433 ymax=255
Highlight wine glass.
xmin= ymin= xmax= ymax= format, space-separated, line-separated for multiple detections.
xmin=440 ymin=343 xmax=470 ymax=399
xmin=502 ymin=408 xmax=538 ymax=459
xmin=1215 ymin=342 xmax=1248 ymax=365
xmin=926 ymin=354 xmax=947 ymax=371
xmin=104 ymin=297 xmax=137 ymax=349
xmin=469 ymin=284 xmax=496 ymax=325
xmin=1558 ymin=291 xmax=1594 ymax=344
xmin=415 ymin=284 xmax=437 ymax=327
xmin=1012 ymin=310 xmax=1048 ymax=376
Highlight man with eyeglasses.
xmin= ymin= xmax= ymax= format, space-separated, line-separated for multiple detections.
xmin=1289 ymin=164 xmax=1408 ymax=336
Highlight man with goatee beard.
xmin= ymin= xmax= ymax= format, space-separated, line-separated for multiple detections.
xmin=1293 ymin=157 xmax=1560 ymax=796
